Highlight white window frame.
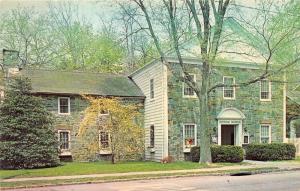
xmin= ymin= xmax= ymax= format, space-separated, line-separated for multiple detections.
xmin=98 ymin=110 xmax=109 ymax=116
xmin=260 ymin=124 xmax=271 ymax=143
xmin=150 ymin=79 xmax=154 ymax=99
xmin=98 ymin=130 xmax=112 ymax=154
xmin=99 ymin=131 xmax=110 ymax=149
xmin=149 ymin=125 xmax=155 ymax=148
xmin=183 ymin=123 xmax=197 ymax=148
xmin=243 ymin=133 xmax=250 ymax=144
xmin=182 ymin=74 xmax=197 ymax=98
xmin=58 ymin=130 xmax=71 ymax=150
xmin=58 ymin=97 xmax=71 ymax=115
xmin=223 ymin=76 xmax=235 ymax=100
xmin=260 ymin=80 xmax=272 ymax=101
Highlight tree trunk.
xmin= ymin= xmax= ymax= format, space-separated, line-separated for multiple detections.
xmin=111 ymin=153 xmax=115 ymax=164
xmin=198 ymin=62 xmax=212 ymax=164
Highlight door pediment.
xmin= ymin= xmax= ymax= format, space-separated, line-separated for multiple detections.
xmin=217 ymin=108 xmax=245 ymax=119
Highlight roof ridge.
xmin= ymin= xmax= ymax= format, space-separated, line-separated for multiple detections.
xmin=23 ymin=68 xmax=128 ymax=77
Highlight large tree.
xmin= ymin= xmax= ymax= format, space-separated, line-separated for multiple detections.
xmin=131 ymin=0 xmax=300 ymax=163
xmin=0 ymin=77 xmax=59 ymax=169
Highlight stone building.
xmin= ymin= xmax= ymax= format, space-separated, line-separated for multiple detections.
xmin=130 ymin=57 xmax=287 ymax=161
xmin=1 ymin=67 xmax=145 ymax=161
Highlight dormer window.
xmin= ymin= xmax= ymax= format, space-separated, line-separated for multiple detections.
xmin=58 ymin=97 xmax=70 ymax=114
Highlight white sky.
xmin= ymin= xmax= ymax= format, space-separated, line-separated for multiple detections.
xmin=0 ymin=0 xmax=260 ymax=22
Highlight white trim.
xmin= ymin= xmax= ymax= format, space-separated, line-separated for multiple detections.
xmin=223 ymin=76 xmax=235 ymax=100
xmin=149 ymin=78 xmax=155 ymax=100
xmin=162 ymin=63 xmax=169 ymax=158
xmin=218 ymin=121 xmax=242 ymax=146
xmin=243 ymin=133 xmax=250 ymax=144
xmin=183 ymin=123 xmax=197 ymax=149
xmin=149 ymin=125 xmax=155 ymax=148
xmin=217 ymin=107 xmax=246 ymax=119
xmin=58 ymin=97 xmax=71 ymax=115
xmin=98 ymin=130 xmax=112 ymax=154
xmin=182 ymin=73 xmax=197 ymax=98
xmin=58 ymin=130 xmax=71 ymax=150
xmin=283 ymin=72 xmax=287 ymax=142
xmin=260 ymin=80 xmax=272 ymax=101
xmin=260 ymin=124 xmax=272 ymax=143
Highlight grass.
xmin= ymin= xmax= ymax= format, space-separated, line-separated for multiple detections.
xmin=0 ymin=161 xmax=243 ymax=180
xmin=0 ymin=167 xmax=277 ymax=189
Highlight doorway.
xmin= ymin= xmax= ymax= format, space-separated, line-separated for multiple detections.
xmin=221 ymin=125 xmax=235 ymax=145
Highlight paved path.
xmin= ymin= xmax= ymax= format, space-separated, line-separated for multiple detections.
xmin=12 ymin=171 xmax=300 ymax=191
xmin=2 ymin=161 xmax=299 ymax=183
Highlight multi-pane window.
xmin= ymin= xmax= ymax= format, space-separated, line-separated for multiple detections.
xmin=223 ymin=76 xmax=235 ymax=99
xmin=150 ymin=125 xmax=155 ymax=148
xmin=260 ymin=125 xmax=271 ymax=143
xmin=183 ymin=124 xmax=197 ymax=147
xmin=59 ymin=131 xmax=70 ymax=150
xmin=260 ymin=80 xmax=271 ymax=100
xmin=58 ymin=97 xmax=70 ymax=114
xmin=150 ymin=79 xmax=154 ymax=99
xmin=183 ymin=74 xmax=196 ymax=97
xmin=99 ymin=131 xmax=110 ymax=149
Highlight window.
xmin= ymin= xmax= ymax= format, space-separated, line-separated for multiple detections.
xmin=183 ymin=124 xmax=197 ymax=147
xmin=150 ymin=125 xmax=155 ymax=148
xmin=150 ymin=79 xmax=154 ymax=99
xmin=243 ymin=135 xmax=249 ymax=144
xmin=260 ymin=124 xmax=271 ymax=143
xmin=58 ymin=130 xmax=70 ymax=150
xmin=183 ymin=74 xmax=196 ymax=97
xmin=223 ymin=76 xmax=235 ymax=99
xmin=58 ymin=97 xmax=70 ymax=114
xmin=99 ymin=131 xmax=110 ymax=149
xmin=260 ymin=80 xmax=271 ymax=101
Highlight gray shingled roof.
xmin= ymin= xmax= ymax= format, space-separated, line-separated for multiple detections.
xmin=20 ymin=69 xmax=144 ymax=97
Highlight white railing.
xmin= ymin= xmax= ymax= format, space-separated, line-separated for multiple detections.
xmin=287 ymin=138 xmax=300 ymax=156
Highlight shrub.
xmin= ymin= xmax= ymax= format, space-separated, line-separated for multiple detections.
xmin=211 ymin=145 xmax=244 ymax=163
xmin=0 ymin=77 xmax=60 ymax=169
xmin=245 ymin=143 xmax=296 ymax=161
xmin=190 ymin=145 xmax=244 ymax=163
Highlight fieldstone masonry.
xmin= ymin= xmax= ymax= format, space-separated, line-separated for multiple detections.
xmin=167 ymin=63 xmax=284 ymax=160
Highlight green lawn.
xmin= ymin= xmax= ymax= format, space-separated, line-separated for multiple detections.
xmin=0 ymin=161 xmax=240 ymax=179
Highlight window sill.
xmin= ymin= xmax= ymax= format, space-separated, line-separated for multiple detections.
xmin=182 ymin=95 xmax=198 ymax=99
xmin=183 ymin=148 xmax=191 ymax=153
xmin=58 ymin=113 xmax=71 ymax=115
xmin=99 ymin=150 xmax=112 ymax=155
xmin=59 ymin=151 xmax=72 ymax=156
xmin=223 ymin=97 xmax=235 ymax=100
xmin=260 ymin=99 xmax=272 ymax=102
xmin=148 ymin=147 xmax=155 ymax=153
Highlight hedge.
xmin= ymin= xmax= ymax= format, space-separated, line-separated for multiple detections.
xmin=190 ymin=145 xmax=244 ymax=163
xmin=245 ymin=143 xmax=296 ymax=161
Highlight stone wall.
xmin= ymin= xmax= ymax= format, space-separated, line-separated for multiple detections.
xmin=39 ymin=95 xmax=144 ymax=161
xmin=167 ymin=64 xmax=284 ymax=160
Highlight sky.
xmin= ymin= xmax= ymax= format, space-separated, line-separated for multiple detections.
xmin=0 ymin=0 xmax=262 ymax=29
